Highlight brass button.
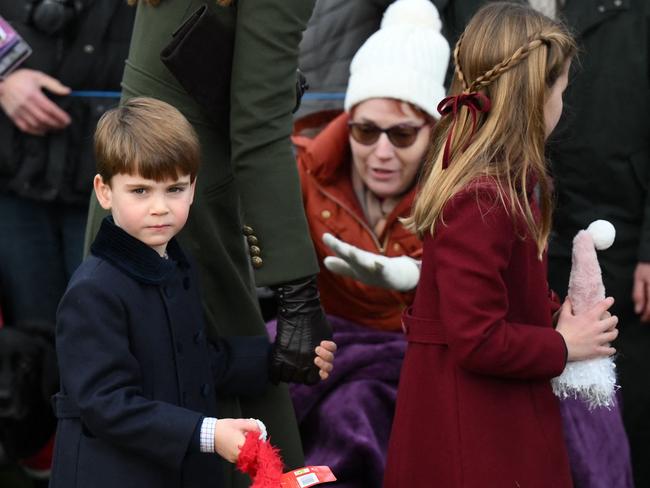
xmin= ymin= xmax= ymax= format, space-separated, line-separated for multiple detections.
xmin=249 ymin=245 xmax=261 ymax=256
xmin=251 ymin=256 xmax=264 ymax=268
xmin=392 ymin=243 xmax=401 ymax=252
xmin=247 ymin=235 xmax=258 ymax=245
xmin=242 ymin=225 xmax=254 ymax=235
xmin=321 ymin=210 xmax=331 ymax=219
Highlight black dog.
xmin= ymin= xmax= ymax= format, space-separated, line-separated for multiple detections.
xmin=0 ymin=321 xmax=58 ymax=463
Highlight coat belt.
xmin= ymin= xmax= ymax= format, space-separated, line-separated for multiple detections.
xmin=51 ymin=392 xmax=81 ymax=419
xmin=402 ymin=307 xmax=448 ymax=345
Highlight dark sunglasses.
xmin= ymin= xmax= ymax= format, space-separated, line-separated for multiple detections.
xmin=347 ymin=121 xmax=427 ymax=148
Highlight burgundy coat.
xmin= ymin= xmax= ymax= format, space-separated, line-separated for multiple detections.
xmin=384 ymin=182 xmax=573 ymax=487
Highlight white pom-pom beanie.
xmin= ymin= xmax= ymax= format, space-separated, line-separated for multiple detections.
xmin=344 ymin=0 xmax=450 ymax=119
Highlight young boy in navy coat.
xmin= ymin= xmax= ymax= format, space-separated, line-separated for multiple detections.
xmin=49 ymin=97 xmax=336 ymax=488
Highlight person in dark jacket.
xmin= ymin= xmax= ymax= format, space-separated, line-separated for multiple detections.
xmin=50 ymin=97 xmax=335 ymax=488
xmin=0 ymin=0 xmax=134 ymax=325
xmin=0 ymin=2 xmax=135 ymax=485
xmin=83 ymin=3 xmax=333 ymax=484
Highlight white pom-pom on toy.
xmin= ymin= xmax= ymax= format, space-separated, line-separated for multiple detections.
xmin=586 ymin=220 xmax=616 ymax=251
xmin=381 ymin=0 xmax=443 ymax=31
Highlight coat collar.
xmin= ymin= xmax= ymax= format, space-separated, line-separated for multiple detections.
xmin=297 ymin=112 xmax=353 ymax=185
xmin=90 ymin=217 xmax=189 ymax=285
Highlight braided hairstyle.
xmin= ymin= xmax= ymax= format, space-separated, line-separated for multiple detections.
xmin=408 ymin=2 xmax=576 ymax=256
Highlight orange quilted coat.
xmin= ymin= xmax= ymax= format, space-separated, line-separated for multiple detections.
xmin=293 ymin=112 xmax=422 ymax=331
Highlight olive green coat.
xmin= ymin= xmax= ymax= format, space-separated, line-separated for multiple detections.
xmin=85 ymin=0 xmax=318 ymax=484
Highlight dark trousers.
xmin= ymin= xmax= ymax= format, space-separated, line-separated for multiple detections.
xmin=0 ymin=193 xmax=87 ymax=326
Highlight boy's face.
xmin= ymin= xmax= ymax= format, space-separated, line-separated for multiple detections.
xmin=94 ymin=173 xmax=195 ymax=256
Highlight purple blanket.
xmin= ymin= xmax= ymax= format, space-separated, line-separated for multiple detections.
xmin=268 ymin=315 xmax=406 ymax=487
xmin=268 ymin=316 xmax=634 ymax=487
xmin=560 ymin=394 xmax=634 ymax=488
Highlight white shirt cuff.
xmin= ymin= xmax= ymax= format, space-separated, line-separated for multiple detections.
xmin=200 ymin=417 xmax=217 ymax=453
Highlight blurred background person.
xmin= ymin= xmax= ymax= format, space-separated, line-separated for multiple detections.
xmin=273 ymin=1 xmax=450 ymax=485
xmin=295 ymin=0 xmax=396 ymax=124
xmin=0 ymin=2 xmax=134 ymax=487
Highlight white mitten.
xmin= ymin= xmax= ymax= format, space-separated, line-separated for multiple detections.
xmin=322 ymin=233 xmax=420 ymax=292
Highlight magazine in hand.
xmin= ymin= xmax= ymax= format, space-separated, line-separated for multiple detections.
xmin=0 ymin=16 xmax=31 ymax=79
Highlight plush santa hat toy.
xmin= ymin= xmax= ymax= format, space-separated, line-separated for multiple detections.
xmin=551 ymin=220 xmax=618 ymax=408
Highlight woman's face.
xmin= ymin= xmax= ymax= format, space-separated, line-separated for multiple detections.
xmin=544 ymin=60 xmax=571 ymax=138
xmin=349 ymin=98 xmax=431 ymax=199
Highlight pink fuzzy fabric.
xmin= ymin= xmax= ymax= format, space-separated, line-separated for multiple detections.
xmin=568 ymin=230 xmax=606 ymax=313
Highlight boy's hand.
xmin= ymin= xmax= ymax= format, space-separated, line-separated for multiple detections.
xmin=314 ymin=340 xmax=337 ymax=380
xmin=214 ymin=418 xmax=260 ymax=463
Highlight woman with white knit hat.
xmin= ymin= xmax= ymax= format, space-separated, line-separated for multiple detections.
xmin=282 ymin=0 xmax=450 ymax=485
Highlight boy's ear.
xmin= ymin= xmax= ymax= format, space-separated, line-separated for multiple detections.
xmin=189 ymin=179 xmax=196 ymax=205
xmin=93 ymin=174 xmax=112 ymax=210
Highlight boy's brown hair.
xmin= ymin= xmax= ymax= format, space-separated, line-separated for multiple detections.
xmin=94 ymin=97 xmax=200 ymax=184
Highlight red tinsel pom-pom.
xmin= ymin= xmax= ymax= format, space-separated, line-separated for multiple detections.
xmin=236 ymin=432 xmax=284 ymax=488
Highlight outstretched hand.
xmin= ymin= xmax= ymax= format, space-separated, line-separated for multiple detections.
xmin=322 ymin=233 xmax=420 ymax=292
xmin=0 ymin=68 xmax=71 ymax=135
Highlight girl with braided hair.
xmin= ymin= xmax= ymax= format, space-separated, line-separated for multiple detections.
xmin=383 ymin=3 xmax=619 ymax=487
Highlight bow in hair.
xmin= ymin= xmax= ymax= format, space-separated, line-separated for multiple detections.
xmin=437 ymin=91 xmax=491 ymax=169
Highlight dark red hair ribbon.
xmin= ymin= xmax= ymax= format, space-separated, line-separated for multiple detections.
xmin=437 ymin=92 xmax=491 ymax=169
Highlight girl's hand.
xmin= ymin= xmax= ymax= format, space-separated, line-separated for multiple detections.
xmin=556 ymin=297 xmax=618 ymax=361
xmin=214 ymin=418 xmax=260 ymax=463
xmin=314 ymin=340 xmax=337 ymax=380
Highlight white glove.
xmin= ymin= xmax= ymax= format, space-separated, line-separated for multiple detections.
xmin=322 ymin=233 xmax=420 ymax=292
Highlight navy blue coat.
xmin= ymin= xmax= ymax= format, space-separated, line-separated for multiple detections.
xmin=50 ymin=218 xmax=271 ymax=488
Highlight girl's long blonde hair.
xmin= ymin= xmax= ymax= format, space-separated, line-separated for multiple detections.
xmin=407 ymin=2 xmax=576 ymax=256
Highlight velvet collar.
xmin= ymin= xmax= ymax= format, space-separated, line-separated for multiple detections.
xmin=90 ymin=217 xmax=189 ymax=285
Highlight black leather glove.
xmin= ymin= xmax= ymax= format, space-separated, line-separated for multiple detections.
xmin=270 ymin=275 xmax=332 ymax=385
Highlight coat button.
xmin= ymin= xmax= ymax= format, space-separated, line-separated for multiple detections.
xmin=251 ymin=256 xmax=264 ymax=268
xmin=83 ymin=44 xmax=95 ymax=54
xmin=242 ymin=225 xmax=254 ymax=236
xmin=613 ymin=0 xmax=622 ymax=5
xmin=194 ymin=330 xmax=204 ymax=344
xmin=183 ymin=277 xmax=190 ymax=290
xmin=247 ymin=235 xmax=258 ymax=245
xmin=392 ymin=243 xmax=402 ymax=252
xmin=249 ymin=245 xmax=261 ymax=256
xmin=321 ymin=210 xmax=331 ymax=219
xmin=201 ymin=384 xmax=211 ymax=397
xmin=597 ymin=4 xmax=605 ymax=12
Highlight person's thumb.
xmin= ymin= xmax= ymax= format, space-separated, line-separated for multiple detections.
xmin=37 ymin=72 xmax=71 ymax=96
xmin=559 ymin=297 xmax=573 ymax=317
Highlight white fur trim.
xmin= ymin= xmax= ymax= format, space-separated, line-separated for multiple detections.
xmin=551 ymin=357 xmax=617 ymax=409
